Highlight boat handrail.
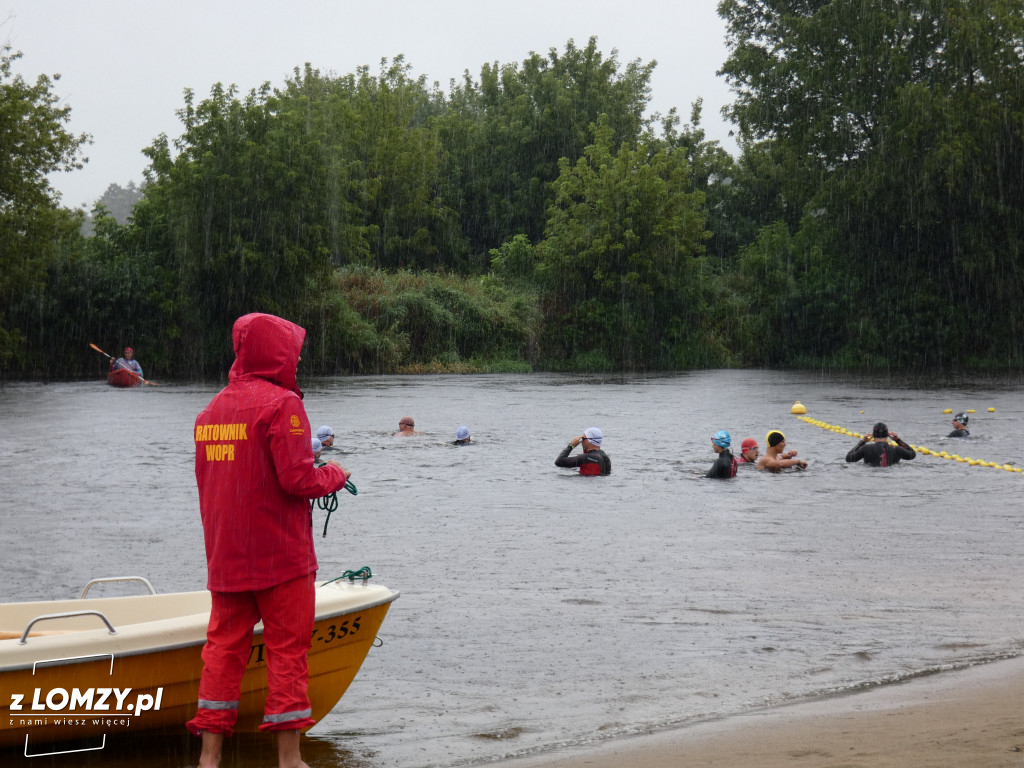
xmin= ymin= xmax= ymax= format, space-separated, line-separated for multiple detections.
xmin=18 ymin=611 xmax=118 ymax=645
xmin=80 ymin=576 xmax=157 ymax=598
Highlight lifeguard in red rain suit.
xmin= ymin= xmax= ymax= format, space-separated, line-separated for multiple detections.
xmin=187 ymin=313 xmax=349 ymax=768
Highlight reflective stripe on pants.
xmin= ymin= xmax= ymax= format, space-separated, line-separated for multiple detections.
xmin=186 ymin=573 xmax=317 ymax=736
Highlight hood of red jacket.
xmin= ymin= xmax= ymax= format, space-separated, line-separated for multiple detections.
xmin=228 ymin=313 xmax=305 ymax=395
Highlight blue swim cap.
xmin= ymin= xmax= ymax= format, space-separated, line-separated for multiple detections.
xmin=712 ymin=430 xmax=731 ymax=449
xmin=455 ymin=425 xmax=470 ymax=441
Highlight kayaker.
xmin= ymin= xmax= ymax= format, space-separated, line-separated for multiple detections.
xmin=758 ymin=430 xmax=808 ymax=472
xmin=555 ymin=427 xmax=611 ymax=475
xmin=111 ymin=346 xmax=143 ymax=377
xmin=188 ymin=312 xmax=351 ymax=768
xmin=947 ymin=412 xmax=970 ymax=438
xmin=706 ymin=430 xmax=738 ymax=478
xmin=394 ymin=416 xmax=421 ymax=436
xmin=737 ymin=437 xmax=759 ymax=464
xmin=453 ymin=425 xmax=472 ymax=445
xmin=846 ymin=422 xmax=916 ymax=466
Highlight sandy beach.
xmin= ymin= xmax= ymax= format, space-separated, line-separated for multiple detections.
xmin=505 ymin=655 xmax=1024 ymax=768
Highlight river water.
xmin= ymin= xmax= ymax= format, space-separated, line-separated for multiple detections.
xmin=2 ymin=370 xmax=1023 ymax=767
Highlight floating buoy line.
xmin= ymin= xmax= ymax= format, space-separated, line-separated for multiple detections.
xmin=794 ymin=415 xmax=1021 ymax=474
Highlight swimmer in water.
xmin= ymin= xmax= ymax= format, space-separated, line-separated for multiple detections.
xmin=706 ymin=430 xmax=737 ymax=478
xmin=555 ymin=427 xmax=611 ymax=475
xmin=394 ymin=416 xmax=421 ymax=437
xmin=737 ymin=438 xmax=759 ymax=464
xmin=758 ymin=430 xmax=808 ymax=472
xmin=317 ymin=425 xmax=336 ymax=451
xmin=947 ymin=412 xmax=970 ymax=438
xmin=846 ymin=422 xmax=915 ymax=466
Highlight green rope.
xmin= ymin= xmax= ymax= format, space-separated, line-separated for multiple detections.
xmin=320 ymin=567 xmax=374 ymax=587
xmin=314 ymin=492 xmax=338 ymax=537
xmin=311 ymin=468 xmax=358 ymax=537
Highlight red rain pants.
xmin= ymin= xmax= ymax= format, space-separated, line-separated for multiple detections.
xmin=187 ymin=573 xmax=316 ymax=736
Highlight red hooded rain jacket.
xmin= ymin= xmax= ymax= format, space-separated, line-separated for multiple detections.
xmin=194 ymin=313 xmax=347 ymax=592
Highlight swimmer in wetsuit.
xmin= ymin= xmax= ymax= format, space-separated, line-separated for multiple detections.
xmin=555 ymin=427 xmax=611 ymax=475
xmin=948 ymin=412 xmax=970 ymax=438
xmin=846 ymin=422 xmax=916 ymax=466
xmin=707 ymin=430 xmax=737 ymax=478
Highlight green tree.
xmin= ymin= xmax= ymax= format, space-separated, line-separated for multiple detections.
xmin=328 ymin=58 xmax=465 ymax=270
xmin=136 ymin=60 xmax=474 ymax=372
xmin=489 ymin=233 xmax=541 ymax=284
xmin=718 ymin=0 xmax=1024 ymax=366
xmin=137 ymin=78 xmax=358 ymax=370
xmin=0 ymin=44 xmax=90 ymax=366
xmin=538 ymin=118 xmax=713 ymax=369
xmin=655 ymin=100 xmax=755 ymax=267
xmin=439 ymin=37 xmax=656 ymax=258
xmin=29 ymin=210 xmax=168 ymax=379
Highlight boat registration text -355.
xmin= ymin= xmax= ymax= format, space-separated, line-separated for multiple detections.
xmin=248 ymin=615 xmax=363 ymax=665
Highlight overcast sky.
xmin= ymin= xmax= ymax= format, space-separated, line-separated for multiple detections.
xmin=3 ymin=0 xmax=738 ymax=210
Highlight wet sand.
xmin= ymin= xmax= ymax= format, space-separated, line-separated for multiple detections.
xmin=505 ymin=655 xmax=1024 ymax=768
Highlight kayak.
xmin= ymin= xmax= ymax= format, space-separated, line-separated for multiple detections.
xmin=0 ymin=575 xmax=398 ymax=753
xmin=107 ymin=368 xmax=142 ymax=388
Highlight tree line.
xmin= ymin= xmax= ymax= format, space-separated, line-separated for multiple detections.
xmin=3 ymin=1 xmax=1023 ymax=380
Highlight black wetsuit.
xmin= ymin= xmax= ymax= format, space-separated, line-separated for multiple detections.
xmin=845 ymin=437 xmax=916 ymax=467
xmin=947 ymin=428 xmax=970 ymax=437
xmin=707 ymin=449 xmax=738 ymax=478
xmin=555 ymin=445 xmax=611 ymax=475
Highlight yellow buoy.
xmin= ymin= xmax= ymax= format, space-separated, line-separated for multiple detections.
xmin=988 ymin=407 xmax=996 ymax=412
xmin=966 ymin=409 xmax=976 ymax=413
xmin=791 ymin=401 xmax=807 ymax=414
xmin=943 ymin=408 xmax=952 ymax=414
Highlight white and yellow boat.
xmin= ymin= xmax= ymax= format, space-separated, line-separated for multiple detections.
xmin=0 ymin=576 xmax=398 ymax=753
